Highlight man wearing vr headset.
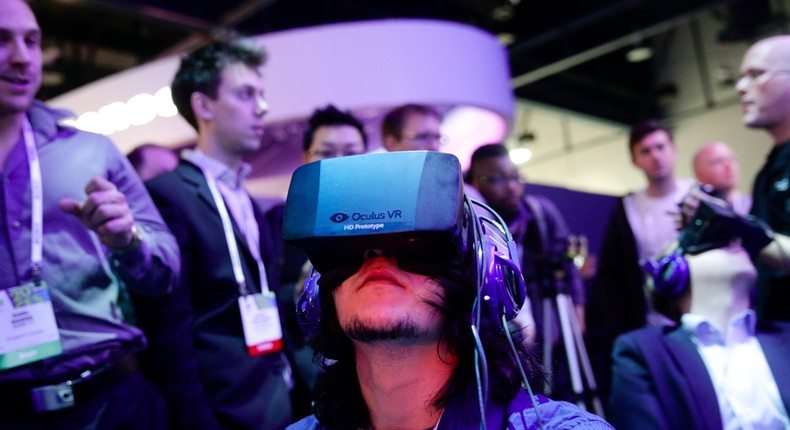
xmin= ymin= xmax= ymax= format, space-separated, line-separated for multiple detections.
xmin=608 ymin=214 xmax=790 ymax=429
xmin=283 ymin=152 xmax=611 ymax=429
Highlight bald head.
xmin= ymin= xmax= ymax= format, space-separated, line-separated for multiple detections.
xmin=736 ymin=35 xmax=790 ymax=142
xmin=748 ymin=36 xmax=790 ymax=70
xmin=693 ymin=141 xmax=740 ymax=194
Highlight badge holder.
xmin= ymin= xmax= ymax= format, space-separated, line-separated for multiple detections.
xmin=0 ymin=282 xmax=62 ymax=370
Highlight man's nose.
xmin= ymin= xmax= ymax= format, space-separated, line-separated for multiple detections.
xmin=10 ymin=38 xmax=32 ymax=64
xmin=255 ymin=96 xmax=268 ymax=116
xmin=735 ymin=75 xmax=748 ymax=95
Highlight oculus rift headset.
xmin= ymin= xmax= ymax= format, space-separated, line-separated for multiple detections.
xmin=282 ymin=151 xmax=527 ymax=338
xmin=643 ymin=187 xmax=773 ymax=298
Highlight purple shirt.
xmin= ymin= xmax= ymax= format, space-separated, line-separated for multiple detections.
xmin=0 ymin=101 xmax=180 ymax=382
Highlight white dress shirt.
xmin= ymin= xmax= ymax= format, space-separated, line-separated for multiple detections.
xmin=182 ymin=149 xmax=262 ymax=262
xmin=682 ymin=311 xmax=790 ymax=430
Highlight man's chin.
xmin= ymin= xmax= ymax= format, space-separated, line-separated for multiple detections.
xmin=0 ymin=98 xmax=35 ymax=117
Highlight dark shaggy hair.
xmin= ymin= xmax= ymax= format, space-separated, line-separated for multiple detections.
xmin=308 ymin=251 xmax=545 ymax=428
xmin=628 ymin=119 xmax=673 ymax=155
xmin=170 ymin=35 xmax=266 ymax=130
xmin=302 ymin=104 xmax=368 ymax=152
xmin=380 ymin=104 xmax=442 ymax=139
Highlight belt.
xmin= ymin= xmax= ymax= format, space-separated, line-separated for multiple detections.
xmin=1 ymin=353 xmax=139 ymax=413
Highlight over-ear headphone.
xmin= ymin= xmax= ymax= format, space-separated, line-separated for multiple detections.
xmin=643 ymin=252 xmax=689 ymax=298
xmin=296 ymin=268 xmax=321 ymax=338
xmin=467 ymin=197 xmax=527 ymax=325
xmin=295 ymin=195 xmax=528 ymax=338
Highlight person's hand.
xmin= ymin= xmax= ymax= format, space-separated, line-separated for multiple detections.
xmin=678 ymin=184 xmax=729 ymax=229
xmin=677 ymin=183 xmax=772 ymax=257
xmin=59 ymin=177 xmax=137 ymax=250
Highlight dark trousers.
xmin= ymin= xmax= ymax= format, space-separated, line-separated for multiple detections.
xmin=0 ymin=372 xmax=169 ymax=430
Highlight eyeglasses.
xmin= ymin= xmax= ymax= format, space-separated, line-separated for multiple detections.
xmin=476 ymin=173 xmax=522 ymax=186
xmin=400 ymin=132 xmax=448 ymax=147
xmin=309 ymin=149 xmax=364 ymax=160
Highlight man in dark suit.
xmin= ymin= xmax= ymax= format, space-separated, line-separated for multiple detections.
xmin=609 ymin=229 xmax=790 ymax=429
xmin=133 ymin=37 xmax=293 ymax=430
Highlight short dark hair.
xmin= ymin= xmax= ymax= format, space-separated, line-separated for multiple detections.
xmin=127 ymin=143 xmax=173 ymax=172
xmin=467 ymin=143 xmax=509 ymax=182
xmin=302 ymin=104 xmax=368 ymax=152
xmin=628 ymin=119 xmax=673 ymax=154
xmin=309 ymin=255 xmax=544 ymax=428
xmin=381 ymin=104 xmax=442 ymax=139
xmin=171 ymin=35 xmax=266 ymax=130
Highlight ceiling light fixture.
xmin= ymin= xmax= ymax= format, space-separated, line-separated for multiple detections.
xmin=626 ymin=45 xmax=653 ymax=63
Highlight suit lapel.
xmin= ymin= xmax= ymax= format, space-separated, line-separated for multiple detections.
xmin=178 ymin=161 xmax=258 ymax=278
xmin=664 ymin=328 xmax=722 ymax=430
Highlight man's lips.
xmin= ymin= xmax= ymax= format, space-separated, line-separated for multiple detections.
xmin=358 ymin=267 xmax=405 ymax=291
xmin=0 ymin=75 xmax=33 ymax=91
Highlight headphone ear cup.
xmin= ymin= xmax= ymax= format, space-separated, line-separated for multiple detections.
xmin=472 ymin=201 xmax=526 ymax=324
xmin=644 ymin=254 xmax=689 ymax=298
xmin=296 ymin=269 xmax=321 ymax=338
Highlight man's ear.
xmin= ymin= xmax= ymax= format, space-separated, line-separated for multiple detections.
xmin=382 ymin=134 xmax=398 ymax=152
xmin=191 ymin=92 xmax=214 ymax=122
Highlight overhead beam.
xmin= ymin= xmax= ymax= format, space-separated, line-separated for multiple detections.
xmin=47 ymin=0 xmax=215 ymax=33
xmin=159 ymin=0 xmax=281 ymax=57
xmin=510 ymin=0 xmax=737 ymax=88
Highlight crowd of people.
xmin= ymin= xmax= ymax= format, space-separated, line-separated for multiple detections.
xmin=3 ymin=0 xmax=790 ymax=427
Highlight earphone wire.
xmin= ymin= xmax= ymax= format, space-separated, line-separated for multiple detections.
xmin=468 ymin=196 xmax=539 ymax=429
xmin=503 ymin=314 xmax=545 ymax=430
xmin=467 ymin=196 xmax=490 ymax=430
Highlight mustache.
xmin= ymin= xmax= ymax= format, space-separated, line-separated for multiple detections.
xmin=344 ymin=318 xmax=428 ymax=343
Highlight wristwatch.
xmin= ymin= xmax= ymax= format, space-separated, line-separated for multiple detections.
xmin=113 ymin=224 xmax=144 ymax=254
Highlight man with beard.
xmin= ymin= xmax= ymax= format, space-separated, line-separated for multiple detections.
xmin=282 ymin=151 xmax=611 ymax=429
xmin=468 ymin=143 xmax=585 ymax=400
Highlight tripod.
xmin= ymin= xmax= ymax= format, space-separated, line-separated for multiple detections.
xmin=539 ymin=266 xmax=605 ymax=418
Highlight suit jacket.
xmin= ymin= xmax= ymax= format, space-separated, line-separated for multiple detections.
xmin=134 ymin=160 xmax=292 ymax=430
xmin=608 ymin=322 xmax=790 ymax=430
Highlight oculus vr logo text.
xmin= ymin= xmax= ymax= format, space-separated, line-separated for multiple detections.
xmin=330 ymin=213 xmax=349 ymax=223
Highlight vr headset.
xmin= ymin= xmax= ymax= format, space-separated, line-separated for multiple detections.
xmin=283 ymin=151 xmax=465 ymax=273
xmin=282 ymin=151 xmax=527 ymax=335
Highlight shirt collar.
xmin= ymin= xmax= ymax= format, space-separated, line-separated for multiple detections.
xmin=182 ymin=148 xmax=252 ymax=190
xmin=681 ymin=309 xmax=756 ymax=346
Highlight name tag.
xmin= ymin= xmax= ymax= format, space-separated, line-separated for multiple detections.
xmin=238 ymin=292 xmax=283 ymax=356
xmin=0 ymin=282 xmax=62 ymax=370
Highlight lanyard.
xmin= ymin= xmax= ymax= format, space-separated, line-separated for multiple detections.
xmin=197 ymin=154 xmax=269 ymax=296
xmin=22 ymin=117 xmax=43 ymax=285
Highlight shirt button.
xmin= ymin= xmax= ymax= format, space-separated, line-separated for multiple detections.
xmin=12 ymin=221 xmax=21 ymax=229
